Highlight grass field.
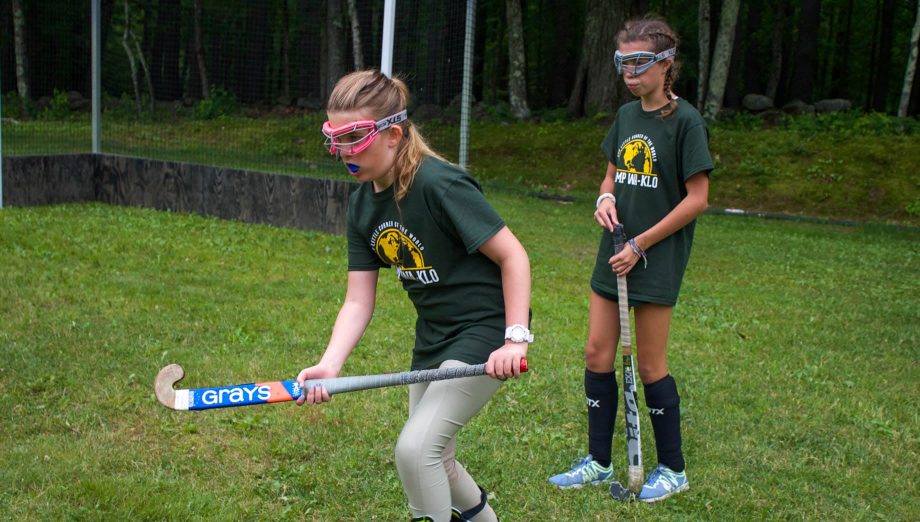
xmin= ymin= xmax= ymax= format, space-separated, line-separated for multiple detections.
xmin=1 ymin=193 xmax=917 ymax=520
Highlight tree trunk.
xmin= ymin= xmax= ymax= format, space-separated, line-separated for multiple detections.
xmin=703 ymin=0 xmax=740 ymax=119
xmin=346 ymin=0 xmax=364 ymax=70
xmin=830 ymin=0 xmax=854 ymax=98
xmin=280 ymin=0 xmax=291 ymax=101
xmin=325 ymin=0 xmax=347 ymax=100
xmin=506 ymin=0 xmax=530 ymax=119
xmin=910 ymin=55 xmax=920 ymax=115
xmin=743 ymin=0 xmax=764 ymax=96
xmin=121 ymin=0 xmax=143 ymax=112
xmin=899 ymin=0 xmax=920 ymax=117
xmin=480 ymin=0 xmax=507 ymax=105
xmin=787 ymin=0 xmax=820 ymax=102
xmin=765 ymin=0 xmax=786 ymax=101
xmin=422 ymin=3 xmax=446 ymax=104
xmin=871 ymin=0 xmax=895 ymax=111
xmin=697 ymin=0 xmax=711 ymax=109
xmin=151 ymin=0 xmax=181 ymax=101
xmin=239 ymin=2 xmax=270 ymax=104
xmin=568 ymin=0 xmax=636 ymax=117
xmin=723 ymin=3 xmax=745 ymax=109
xmin=193 ymin=0 xmax=210 ymax=98
xmin=11 ymin=0 xmax=30 ymax=115
xmin=135 ymin=37 xmax=155 ymax=110
xmin=124 ymin=1 xmax=155 ymax=112
xmin=819 ymin=2 xmax=839 ymax=98
xmin=549 ymin=0 xmax=577 ymax=107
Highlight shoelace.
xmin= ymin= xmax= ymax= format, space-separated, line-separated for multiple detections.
xmin=650 ymin=467 xmax=679 ymax=488
xmin=565 ymin=457 xmax=593 ymax=476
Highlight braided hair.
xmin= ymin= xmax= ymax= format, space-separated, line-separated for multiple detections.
xmin=616 ymin=16 xmax=681 ymax=118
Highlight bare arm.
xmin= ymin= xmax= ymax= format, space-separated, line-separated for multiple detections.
xmin=610 ymin=172 xmax=709 ymax=276
xmin=297 ymin=269 xmax=378 ymax=404
xmin=594 ymin=162 xmax=619 ymax=232
xmin=478 ymin=226 xmax=531 ymax=379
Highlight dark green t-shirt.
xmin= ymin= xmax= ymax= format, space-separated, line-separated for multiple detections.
xmin=347 ymin=156 xmax=506 ymax=370
xmin=592 ymin=98 xmax=713 ymax=305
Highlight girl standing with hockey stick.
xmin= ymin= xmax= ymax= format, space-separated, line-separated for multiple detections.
xmin=548 ymin=16 xmax=712 ymax=503
xmin=296 ymin=70 xmax=531 ymax=522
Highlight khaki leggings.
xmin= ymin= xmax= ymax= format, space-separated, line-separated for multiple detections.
xmin=395 ymin=360 xmax=502 ymax=522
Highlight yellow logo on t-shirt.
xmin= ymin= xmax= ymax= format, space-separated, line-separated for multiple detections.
xmin=375 ymin=227 xmax=430 ymax=270
xmin=616 ymin=134 xmax=660 ymax=189
xmin=620 ymin=138 xmax=655 ymax=175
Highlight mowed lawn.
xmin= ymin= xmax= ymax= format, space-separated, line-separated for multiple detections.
xmin=1 ymin=194 xmax=917 ymax=520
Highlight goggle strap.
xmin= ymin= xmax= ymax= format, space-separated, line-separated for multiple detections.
xmin=375 ymin=110 xmax=408 ymax=131
xmin=656 ymin=48 xmax=676 ymax=61
xmin=614 ymin=47 xmax=677 ymax=68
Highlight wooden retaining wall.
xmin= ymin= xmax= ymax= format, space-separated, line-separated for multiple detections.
xmin=2 ymin=154 xmax=355 ymax=234
xmin=2 ymin=154 xmax=97 ymax=207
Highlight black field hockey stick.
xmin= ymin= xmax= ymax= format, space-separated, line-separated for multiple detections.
xmin=609 ymin=224 xmax=643 ymax=502
xmin=155 ymin=358 xmax=528 ymax=411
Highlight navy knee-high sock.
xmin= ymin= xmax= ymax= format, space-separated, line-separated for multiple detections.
xmin=644 ymin=374 xmax=684 ymax=472
xmin=585 ymin=369 xmax=618 ymax=467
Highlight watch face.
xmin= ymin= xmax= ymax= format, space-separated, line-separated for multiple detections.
xmin=507 ymin=325 xmax=530 ymax=342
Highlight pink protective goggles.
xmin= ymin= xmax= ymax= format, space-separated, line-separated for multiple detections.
xmin=321 ymin=110 xmax=408 ymax=156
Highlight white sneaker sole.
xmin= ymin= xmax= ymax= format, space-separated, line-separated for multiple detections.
xmin=549 ymin=478 xmax=611 ymax=490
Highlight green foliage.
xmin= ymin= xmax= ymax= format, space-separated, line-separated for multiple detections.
xmin=192 ymin=87 xmax=239 ymax=120
xmin=2 ymin=91 xmax=32 ymax=119
xmin=38 ymin=90 xmax=73 ymax=121
xmin=907 ymin=196 xmax=920 ymax=217
xmin=532 ymin=107 xmax=572 ymax=123
xmin=716 ymin=110 xmax=920 ymax=137
xmin=478 ymin=101 xmax=515 ymax=122
xmin=780 ymin=111 xmax=920 ymax=137
xmin=102 ymin=93 xmax=155 ymax=121
xmin=3 ymin=113 xmax=919 ymax=225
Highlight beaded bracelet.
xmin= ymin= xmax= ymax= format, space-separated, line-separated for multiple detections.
xmin=595 ymin=192 xmax=616 ymax=209
xmin=628 ymin=238 xmax=648 ymax=268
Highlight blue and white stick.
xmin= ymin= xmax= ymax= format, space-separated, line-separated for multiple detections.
xmin=155 ymin=359 xmax=528 ymax=411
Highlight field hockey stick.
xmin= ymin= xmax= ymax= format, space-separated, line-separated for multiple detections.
xmin=609 ymin=223 xmax=644 ymax=501
xmin=155 ymin=358 xmax=528 ymax=411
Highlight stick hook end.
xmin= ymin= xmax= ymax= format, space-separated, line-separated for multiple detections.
xmin=155 ymin=364 xmax=185 ymax=409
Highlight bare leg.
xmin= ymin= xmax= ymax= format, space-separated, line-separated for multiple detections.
xmin=633 ymin=303 xmax=672 ymax=384
xmin=585 ymin=291 xmax=620 ymax=372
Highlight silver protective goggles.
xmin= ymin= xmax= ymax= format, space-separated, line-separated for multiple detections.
xmin=614 ymin=48 xmax=676 ymax=76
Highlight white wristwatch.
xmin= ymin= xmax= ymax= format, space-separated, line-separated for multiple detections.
xmin=504 ymin=324 xmax=534 ymax=343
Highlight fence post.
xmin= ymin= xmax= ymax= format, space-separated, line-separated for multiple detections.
xmin=459 ymin=0 xmax=476 ymax=169
xmin=0 ymin=60 xmax=3 ymax=209
xmin=92 ymin=0 xmax=101 ymax=154
xmin=380 ymin=0 xmax=396 ymax=77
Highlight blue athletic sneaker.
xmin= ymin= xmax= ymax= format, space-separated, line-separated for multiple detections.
xmin=548 ymin=455 xmax=613 ymax=489
xmin=637 ymin=464 xmax=689 ymax=502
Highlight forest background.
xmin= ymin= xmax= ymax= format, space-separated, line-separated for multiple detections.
xmin=2 ymin=0 xmax=920 ymax=224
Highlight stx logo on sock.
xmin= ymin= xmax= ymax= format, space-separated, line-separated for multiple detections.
xmin=648 ymin=407 xmax=664 ymax=415
xmin=586 ymin=398 xmax=600 ymax=408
